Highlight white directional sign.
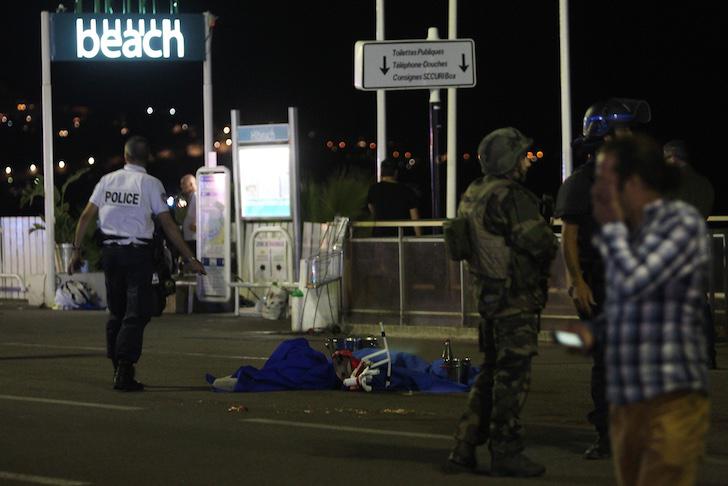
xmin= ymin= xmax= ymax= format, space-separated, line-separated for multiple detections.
xmin=354 ymin=39 xmax=476 ymax=91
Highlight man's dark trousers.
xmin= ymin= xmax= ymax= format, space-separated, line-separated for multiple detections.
xmin=102 ymin=245 xmax=154 ymax=364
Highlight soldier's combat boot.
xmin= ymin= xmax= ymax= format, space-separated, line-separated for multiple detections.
xmin=113 ymin=361 xmax=144 ymax=392
xmin=491 ymin=452 xmax=546 ymax=477
xmin=443 ymin=441 xmax=477 ymax=473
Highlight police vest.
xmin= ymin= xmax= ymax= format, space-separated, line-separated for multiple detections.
xmin=457 ymin=176 xmax=513 ymax=281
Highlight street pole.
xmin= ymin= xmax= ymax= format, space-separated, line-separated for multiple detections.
xmin=559 ymin=0 xmax=573 ymax=181
xmin=375 ymin=0 xmax=386 ymax=181
xmin=41 ymin=12 xmax=56 ymax=307
xmin=446 ymin=0 xmax=458 ymax=217
xmin=427 ymin=27 xmax=442 ymax=221
xmin=203 ymin=11 xmax=214 ymax=167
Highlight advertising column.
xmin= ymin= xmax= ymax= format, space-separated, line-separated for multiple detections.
xmin=196 ymin=166 xmax=231 ymax=302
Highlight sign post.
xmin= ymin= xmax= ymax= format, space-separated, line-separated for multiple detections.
xmin=40 ymin=7 xmax=211 ymax=307
xmin=355 ymin=36 xmax=476 ymax=221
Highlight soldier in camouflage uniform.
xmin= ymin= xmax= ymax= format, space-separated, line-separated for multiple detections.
xmin=446 ymin=127 xmax=558 ymax=477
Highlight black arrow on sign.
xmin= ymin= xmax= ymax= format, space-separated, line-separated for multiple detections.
xmin=459 ymin=54 xmax=469 ymax=72
xmin=380 ymin=56 xmax=390 ymax=75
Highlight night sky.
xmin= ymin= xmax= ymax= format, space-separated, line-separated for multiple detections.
xmin=1 ymin=1 xmax=726 ymax=216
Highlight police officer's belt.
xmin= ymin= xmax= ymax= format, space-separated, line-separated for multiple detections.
xmin=98 ymin=232 xmax=152 ymax=246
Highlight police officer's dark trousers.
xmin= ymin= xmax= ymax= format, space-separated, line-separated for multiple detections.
xmin=580 ymin=268 xmax=608 ymax=440
xmin=102 ymin=245 xmax=154 ymax=364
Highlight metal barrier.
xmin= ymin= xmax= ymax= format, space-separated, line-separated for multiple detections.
xmin=346 ymin=220 xmax=728 ymax=333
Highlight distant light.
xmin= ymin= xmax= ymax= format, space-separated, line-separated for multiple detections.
xmin=404 ymin=151 xmax=412 ymax=159
xmin=167 ymin=196 xmax=175 ymax=207
xmin=17 ymin=103 xmax=26 ymax=111
xmin=325 ymin=141 xmax=334 ymax=149
xmin=169 ymin=108 xmax=176 ymax=116
xmin=29 ymin=164 xmax=37 ymax=173
xmin=58 ymin=129 xmax=69 ymax=138
xmin=392 ymin=151 xmax=400 ymax=158
xmin=357 ymin=140 xmax=367 ymax=148
xmin=223 ymin=126 xmax=231 ymax=134
xmin=4 ymin=166 xmax=11 ymax=175
xmin=177 ymin=198 xmax=187 ymax=208
xmin=146 ymin=106 xmax=154 ymax=115
xmin=463 ymin=153 xmax=471 ymax=161
xmin=214 ymin=141 xmax=221 ymax=149
xmin=58 ymin=161 xmax=66 ymax=169
xmin=88 ymin=156 xmax=95 ymax=165
xmin=181 ymin=123 xmax=189 ymax=130
xmin=338 ymin=141 xmax=346 ymax=149
xmin=1 ymin=115 xmax=7 ymax=123
xmin=7 ymin=120 xmax=13 ymax=127
xmin=225 ymin=138 xmax=232 ymax=146
xmin=25 ymin=115 xmax=32 ymax=123
xmin=369 ymin=142 xmax=376 ymax=150
xmin=33 ymin=177 xmax=40 ymax=185
xmin=72 ymin=116 xmax=81 ymax=128
xmin=536 ymin=150 xmax=544 ymax=159
xmin=120 ymin=127 xmax=129 ymax=136
xmin=7 ymin=177 xmax=12 ymax=184
xmin=408 ymin=159 xmax=416 ymax=167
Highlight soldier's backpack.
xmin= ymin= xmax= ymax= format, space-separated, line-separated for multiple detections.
xmin=443 ymin=217 xmax=472 ymax=261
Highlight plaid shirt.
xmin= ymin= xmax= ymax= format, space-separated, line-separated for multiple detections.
xmin=595 ymin=199 xmax=709 ymax=406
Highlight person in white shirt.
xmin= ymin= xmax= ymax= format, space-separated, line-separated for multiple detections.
xmin=68 ymin=136 xmax=205 ymax=391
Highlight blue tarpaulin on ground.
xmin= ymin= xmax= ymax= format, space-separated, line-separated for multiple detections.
xmin=206 ymin=338 xmax=478 ymax=393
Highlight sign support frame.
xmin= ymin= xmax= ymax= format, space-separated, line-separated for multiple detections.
xmin=39 ymin=9 xmax=213 ymax=307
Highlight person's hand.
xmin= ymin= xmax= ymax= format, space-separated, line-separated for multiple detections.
xmin=67 ymin=250 xmax=82 ymax=275
xmin=187 ymin=258 xmax=206 ymax=275
xmin=569 ymin=280 xmax=596 ymax=317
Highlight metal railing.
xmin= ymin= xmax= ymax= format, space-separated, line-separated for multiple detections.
xmin=346 ymin=220 xmax=728 ymax=332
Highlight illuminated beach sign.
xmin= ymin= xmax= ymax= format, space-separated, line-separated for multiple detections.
xmin=50 ymin=14 xmax=205 ymax=62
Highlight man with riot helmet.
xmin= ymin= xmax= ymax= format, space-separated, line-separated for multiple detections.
xmin=446 ymin=127 xmax=558 ymax=477
xmin=554 ymin=98 xmax=651 ymax=459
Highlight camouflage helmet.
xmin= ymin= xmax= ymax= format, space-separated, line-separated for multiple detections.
xmin=477 ymin=127 xmax=533 ymax=176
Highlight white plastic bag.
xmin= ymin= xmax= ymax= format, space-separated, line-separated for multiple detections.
xmin=261 ymin=285 xmax=288 ymax=320
xmin=55 ymin=280 xmax=99 ymax=310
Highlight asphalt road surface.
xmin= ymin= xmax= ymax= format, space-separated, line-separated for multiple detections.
xmin=1 ymin=304 xmax=726 ymax=485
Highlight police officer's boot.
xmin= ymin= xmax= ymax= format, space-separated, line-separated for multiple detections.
xmin=491 ymin=452 xmax=546 ymax=477
xmin=583 ymin=434 xmax=611 ymax=460
xmin=113 ymin=360 xmax=144 ymax=392
xmin=443 ymin=441 xmax=477 ymax=473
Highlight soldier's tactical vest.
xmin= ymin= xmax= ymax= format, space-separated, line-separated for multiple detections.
xmin=457 ymin=176 xmax=512 ymax=280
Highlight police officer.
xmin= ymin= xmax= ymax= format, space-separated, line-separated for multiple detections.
xmin=554 ymin=98 xmax=650 ymax=459
xmin=446 ymin=127 xmax=558 ymax=477
xmin=68 ymin=136 xmax=205 ymax=391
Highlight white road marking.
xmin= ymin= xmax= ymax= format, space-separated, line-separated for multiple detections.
xmin=0 ymin=394 xmax=142 ymax=411
xmin=0 ymin=342 xmax=267 ymax=361
xmin=242 ymin=418 xmax=451 ymax=441
xmin=0 ymin=471 xmax=90 ymax=485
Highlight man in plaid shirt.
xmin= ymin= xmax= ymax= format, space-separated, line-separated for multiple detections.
xmin=576 ymin=135 xmax=711 ymax=486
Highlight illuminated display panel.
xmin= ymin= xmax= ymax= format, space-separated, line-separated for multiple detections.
xmin=238 ymin=145 xmax=291 ymax=219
